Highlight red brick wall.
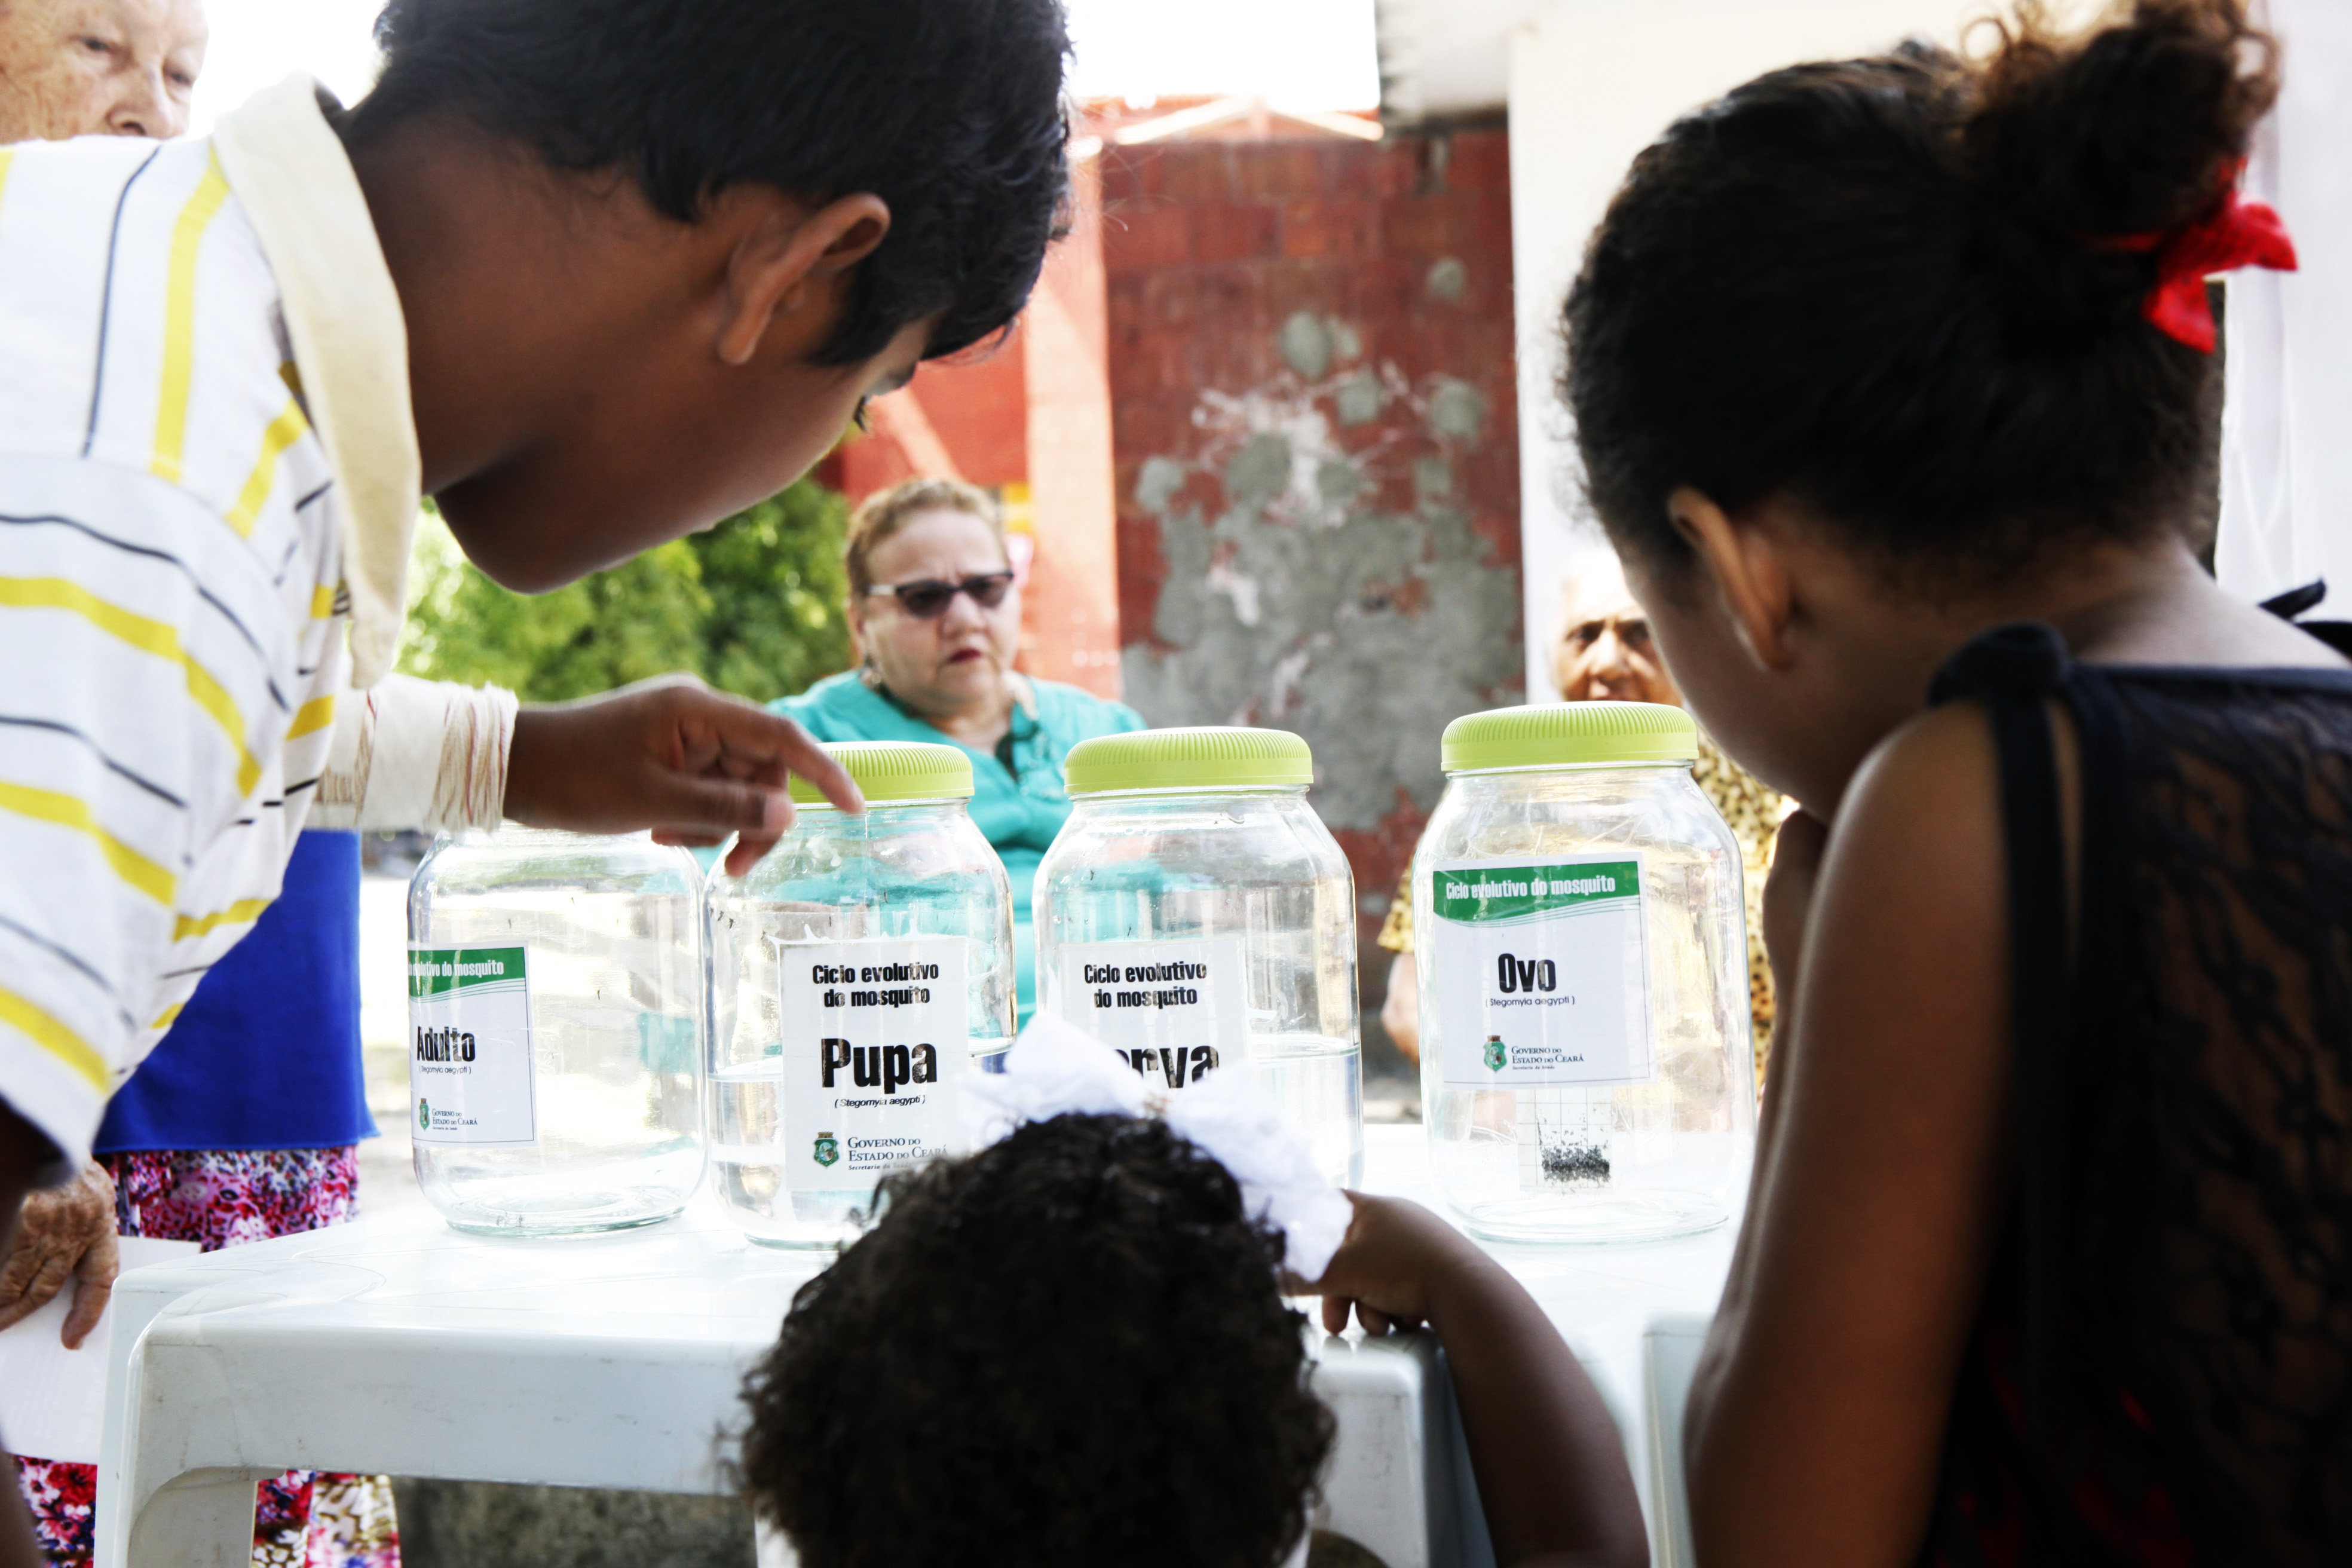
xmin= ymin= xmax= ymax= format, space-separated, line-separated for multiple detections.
xmin=1018 ymin=153 xmax=1122 ymax=697
xmin=828 ymin=157 xmax=1121 ymax=701
xmin=1102 ymin=128 xmax=1524 ymax=1080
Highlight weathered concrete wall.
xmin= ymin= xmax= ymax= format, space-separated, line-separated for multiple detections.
xmin=391 ymin=1480 xmax=754 ymax=1568
xmin=1102 ymin=130 xmax=1523 ymax=1085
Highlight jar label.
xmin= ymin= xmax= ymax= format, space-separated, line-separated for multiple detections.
xmin=777 ymin=936 xmax=967 ymax=1192
xmin=407 ymin=945 xmax=538 ymax=1145
xmin=1052 ymin=938 xmax=1247 ymax=1091
xmin=1429 ymin=858 xmax=1653 ymax=1086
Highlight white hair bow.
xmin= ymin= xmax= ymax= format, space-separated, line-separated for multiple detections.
xmin=960 ymin=1013 xmax=1354 ymax=1282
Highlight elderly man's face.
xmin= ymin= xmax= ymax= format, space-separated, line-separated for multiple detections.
xmin=0 ymin=0 xmax=206 ymax=143
xmin=1552 ymin=555 xmax=1683 ymax=708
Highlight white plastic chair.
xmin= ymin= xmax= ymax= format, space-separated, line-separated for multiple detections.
xmin=1642 ymin=1312 xmax=1713 ymax=1568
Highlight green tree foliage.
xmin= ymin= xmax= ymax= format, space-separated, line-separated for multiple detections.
xmin=690 ymin=480 xmax=858 ymax=702
xmin=397 ymin=482 xmax=855 ymax=705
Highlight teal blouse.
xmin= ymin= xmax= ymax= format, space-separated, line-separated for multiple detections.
xmin=768 ymin=670 xmax=1146 ymax=1018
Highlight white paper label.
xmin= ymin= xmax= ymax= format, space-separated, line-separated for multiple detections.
xmin=408 ymin=945 xmax=538 ymax=1145
xmin=1430 ymin=856 xmax=1653 ymax=1088
xmin=1054 ymin=938 xmax=1246 ymax=1091
xmin=411 ymin=945 xmax=543 ymax=1142
xmin=779 ymin=936 xmax=966 ymax=1192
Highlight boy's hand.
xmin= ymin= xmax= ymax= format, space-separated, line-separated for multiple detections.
xmin=504 ymin=676 xmax=862 ymax=877
xmin=0 ymin=1159 xmax=118 ymax=1348
xmin=1301 ymin=1192 xmax=1486 ymax=1337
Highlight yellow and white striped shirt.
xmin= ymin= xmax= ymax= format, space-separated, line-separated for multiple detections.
xmin=0 ymin=76 xmax=418 ymax=1169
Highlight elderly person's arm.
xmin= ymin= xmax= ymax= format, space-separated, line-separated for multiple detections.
xmin=0 ymin=1129 xmax=44 ymax=1568
xmin=0 ymin=1156 xmax=116 ymax=1345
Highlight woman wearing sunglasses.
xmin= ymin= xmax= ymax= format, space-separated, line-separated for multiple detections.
xmin=770 ymin=478 xmax=1146 ymax=1020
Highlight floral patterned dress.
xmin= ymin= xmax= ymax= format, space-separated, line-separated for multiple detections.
xmin=11 ymin=1147 xmax=401 ymax=1568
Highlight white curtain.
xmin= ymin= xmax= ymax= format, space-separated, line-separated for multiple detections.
xmin=2217 ymin=0 xmax=2352 ymax=605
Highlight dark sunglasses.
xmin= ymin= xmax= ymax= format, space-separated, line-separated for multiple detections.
xmin=865 ymin=571 xmax=1015 ymax=619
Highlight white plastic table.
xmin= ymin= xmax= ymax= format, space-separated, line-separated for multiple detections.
xmin=93 ymin=1125 xmax=1731 ymax=1568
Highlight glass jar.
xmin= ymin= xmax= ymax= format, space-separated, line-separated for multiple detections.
xmin=706 ymin=741 xmax=1015 ymax=1247
xmin=1034 ymin=727 xmax=1363 ymax=1188
xmin=407 ymin=828 xmax=707 ymax=1235
xmin=1416 ymin=702 xmax=1756 ymax=1242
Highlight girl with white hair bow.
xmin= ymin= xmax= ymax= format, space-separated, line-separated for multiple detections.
xmin=736 ymin=1014 xmax=1647 ymax=1568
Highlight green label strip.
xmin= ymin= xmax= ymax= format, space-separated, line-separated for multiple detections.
xmin=409 ymin=946 xmax=528 ymax=999
xmin=1431 ymin=861 xmax=1640 ymax=926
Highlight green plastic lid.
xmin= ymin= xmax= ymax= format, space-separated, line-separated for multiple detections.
xmin=788 ymin=740 xmax=973 ymax=805
xmin=1064 ymin=726 xmax=1313 ymax=796
xmin=1441 ymin=702 xmax=1697 ymax=773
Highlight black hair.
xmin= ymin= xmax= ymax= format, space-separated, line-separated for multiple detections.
xmin=1563 ymin=0 xmax=2278 ymax=586
xmin=737 ymin=1114 xmax=1334 ymax=1568
xmin=347 ymin=0 xmax=1072 ymax=365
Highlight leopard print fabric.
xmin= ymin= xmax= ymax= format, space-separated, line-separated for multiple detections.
xmin=1688 ymin=734 xmax=1786 ymax=1082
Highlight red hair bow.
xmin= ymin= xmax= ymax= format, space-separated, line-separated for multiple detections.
xmin=2105 ymin=178 xmax=2298 ymax=353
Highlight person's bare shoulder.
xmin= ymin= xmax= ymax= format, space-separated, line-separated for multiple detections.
xmin=1832 ymin=688 xmax=2081 ymax=945
xmin=1843 ymin=698 xmax=2004 ymax=843
xmin=1784 ymin=693 xmax=2013 ymax=1146
xmin=1689 ymin=698 xmax=2023 ymax=1566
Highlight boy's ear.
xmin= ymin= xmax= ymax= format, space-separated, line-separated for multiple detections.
xmin=715 ymin=191 xmax=893 ymax=368
xmin=1665 ymin=486 xmax=1799 ymax=672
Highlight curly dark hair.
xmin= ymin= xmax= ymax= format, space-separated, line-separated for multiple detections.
xmin=1563 ymin=0 xmax=2278 ymax=588
xmin=738 ymin=1114 xmax=1336 ymax=1568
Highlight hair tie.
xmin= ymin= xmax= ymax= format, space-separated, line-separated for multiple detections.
xmin=961 ymin=1013 xmax=1355 ymax=1280
xmin=2098 ymin=167 xmax=2297 ymax=353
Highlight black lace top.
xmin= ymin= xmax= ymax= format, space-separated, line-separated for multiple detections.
xmin=1921 ymin=621 xmax=2352 ymax=1567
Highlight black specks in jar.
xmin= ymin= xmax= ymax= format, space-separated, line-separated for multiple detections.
xmin=1539 ymin=1132 xmax=1611 ymax=1188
